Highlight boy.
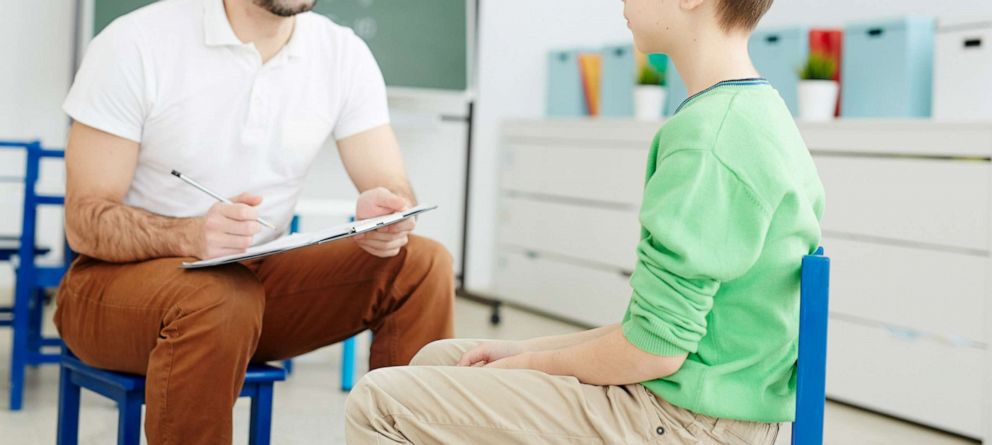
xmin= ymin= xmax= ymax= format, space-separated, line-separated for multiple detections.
xmin=345 ymin=0 xmax=824 ymax=443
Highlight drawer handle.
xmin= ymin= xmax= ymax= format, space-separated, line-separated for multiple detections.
xmin=765 ymin=35 xmax=780 ymax=44
xmin=557 ymin=53 xmax=570 ymax=62
xmin=964 ymin=38 xmax=983 ymax=48
xmin=867 ymin=28 xmax=884 ymax=37
xmin=613 ymin=47 xmax=628 ymax=57
xmin=620 ymin=270 xmax=633 ymax=278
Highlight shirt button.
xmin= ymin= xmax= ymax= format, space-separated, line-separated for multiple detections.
xmin=656 ymin=426 xmax=665 ymax=435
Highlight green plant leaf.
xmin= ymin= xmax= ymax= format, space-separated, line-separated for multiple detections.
xmin=638 ymin=63 xmax=665 ymax=86
xmin=798 ymin=52 xmax=838 ymax=81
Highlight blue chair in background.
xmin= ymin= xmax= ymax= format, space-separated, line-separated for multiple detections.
xmin=792 ymin=247 xmax=831 ymax=445
xmin=0 ymin=140 xmax=68 ymax=411
xmin=57 ymin=349 xmax=286 ymax=445
xmin=284 ymin=214 xmax=360 ymax=391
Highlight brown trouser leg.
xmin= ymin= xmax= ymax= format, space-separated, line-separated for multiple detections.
xmin=54 ymin=235 xmax=454 ymax=445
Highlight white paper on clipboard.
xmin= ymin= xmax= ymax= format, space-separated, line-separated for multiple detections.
xmin=181 ymin=204 xmax=437 ymax=269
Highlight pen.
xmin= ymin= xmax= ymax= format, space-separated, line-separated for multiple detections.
xmin=170 ymin=170 xmax=277 ymax=230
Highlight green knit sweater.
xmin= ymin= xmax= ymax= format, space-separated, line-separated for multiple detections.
xmin=621 ymin=79 xmax=825 ymax=423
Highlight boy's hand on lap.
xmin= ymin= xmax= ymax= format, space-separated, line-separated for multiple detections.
xmin=457 ymin=341 xmax=528 ymax=367
xmin=482 ymin=352 xmax=536 ymax=370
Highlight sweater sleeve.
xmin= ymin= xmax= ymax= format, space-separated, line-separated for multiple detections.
xmin=622 ymin=149 xmax=773 ymax=356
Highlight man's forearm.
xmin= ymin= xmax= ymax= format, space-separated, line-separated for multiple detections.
xmin=386 ymin=181 xmax=417 ymax=207
xmin=522 ymin=323 xmax=620 ymax=352
xmin=66 ymin=196 xmax=199 ymax=263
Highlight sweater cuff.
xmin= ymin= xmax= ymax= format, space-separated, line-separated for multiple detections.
xmin=622 ymin=319 xmax=691 ymax=357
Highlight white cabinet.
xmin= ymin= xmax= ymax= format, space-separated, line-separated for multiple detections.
xmin=934 ymin=19 xmax=992 ymax=120
xmin=495 ymin=119 xmax=992 ymax=441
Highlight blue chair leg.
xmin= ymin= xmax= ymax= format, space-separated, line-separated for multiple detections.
xmin=26 ymin=289 xmax=44 ymax=366
xmin=56 ymin=367 xmax=80 ymax=445
xmin=282 ymin=359 xmax=294 ymax=375
xmin=9 ymin=269 xmax=32 ymax=410
xmin=248 ymin=383 xmax=274 ymax=445
xmin=118 ymin=392 xmax=142 ymax=445
xmin=341 ymin=336 xmax=357 ymax=392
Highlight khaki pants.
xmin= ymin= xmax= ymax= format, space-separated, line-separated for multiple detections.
xmin=54 ymin=235 xmax=455 ymax=445
xmin=346 ymin=339 xmax=780 ymax=445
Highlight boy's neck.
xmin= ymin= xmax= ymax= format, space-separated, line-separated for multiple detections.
xmin=668 ymin=30 xmax=761 ymax=97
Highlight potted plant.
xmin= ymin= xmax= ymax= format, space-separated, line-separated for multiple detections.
xmin=634 ymin=62 xmax=666 ymax=121
xmin=797 ymin=53 xmax=839 ymax=121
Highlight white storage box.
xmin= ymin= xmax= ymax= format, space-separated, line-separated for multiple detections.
xmin=934 ymin=18 xmax=992 ymax=120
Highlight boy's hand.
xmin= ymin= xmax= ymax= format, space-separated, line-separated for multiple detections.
xmin=484 ymin=351 xmax=539 ymax=371
xmin=457 ymin=340 xmax=529 ymax=367
xmin=192 ymin=193 xmax=263 ymax=259
xmin=354 ymin=187 xmax=414 ymax=258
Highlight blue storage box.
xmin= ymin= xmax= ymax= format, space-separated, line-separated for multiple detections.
xmin=750 ymin=27 xmax=809 ymax=115
xmin=664 ymin=57 xmax=689 ymax=116
xmin=547 ymin=49 xmax=587 ymax=117
xmin=600 ymin=45 xmax=636 ymax=117
xmin=842 ymin=17 xmax=936 ymax=118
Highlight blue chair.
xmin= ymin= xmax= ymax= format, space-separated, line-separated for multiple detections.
xmin=0 ymin=236 xmax=50 ymax=326
xmin=284 ymin=214 xmax=362 ymax=391
xmin=57 ymin=349 xmax=287 ymax=445
xmin=0 ymin=140 xmax=68 ymax=410
xmin=792 ymin=247 xmax=831 ymax=445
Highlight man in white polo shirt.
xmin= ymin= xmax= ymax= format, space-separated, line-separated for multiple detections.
xmin=53 ymin=0 xmax=455 ymax=443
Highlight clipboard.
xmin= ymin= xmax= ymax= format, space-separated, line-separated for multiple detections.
xmin=181 ymin=204 xmax=437 ymax=269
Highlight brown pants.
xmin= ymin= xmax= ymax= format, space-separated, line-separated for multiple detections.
xmin=346 ymin=340 xmax=780 ymax=445
xmin=54 ymin=235 xmax=455 ymax=445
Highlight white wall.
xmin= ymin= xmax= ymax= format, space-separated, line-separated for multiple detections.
xmin=465 ymin=0 xmax=630 ymax=293
xmin=0 ymin=0 xmax=75 ymax=290
xmin=761 ymin=0 xmax=992 ymax=28
xmin=464 ymin=0 xmax=992 ymax=293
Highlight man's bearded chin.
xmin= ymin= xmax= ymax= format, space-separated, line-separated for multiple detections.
xmin=252 ymin=0 xmax=317 ymax=18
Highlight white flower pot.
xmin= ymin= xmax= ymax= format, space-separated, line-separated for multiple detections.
xmin=634 ymin=85 xmax=667 ymax=121
xmin=798 ymin=80 xmax=839 ymax=122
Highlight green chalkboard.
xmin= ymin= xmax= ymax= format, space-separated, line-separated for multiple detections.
xmin=93 ymin=0 xmax=469 ymax=91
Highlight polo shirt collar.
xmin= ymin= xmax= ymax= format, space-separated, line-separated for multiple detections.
xmin=204 ymin=0 xmax=242 ymax=47
xmin=203 ymin=0 xmax=307 ymax=60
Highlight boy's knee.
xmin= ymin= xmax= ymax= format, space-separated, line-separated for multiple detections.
xmin=345 ymin=369 xmax=394 ymax=426
xmin=410 ymin=339 xmax=478 ymax=366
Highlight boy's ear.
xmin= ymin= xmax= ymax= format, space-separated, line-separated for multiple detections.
xmin=679 ymin=0 xmax=705 ymax=11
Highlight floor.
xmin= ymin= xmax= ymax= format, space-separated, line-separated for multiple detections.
xmin=0 ymin=296 xmax=980 ymax=445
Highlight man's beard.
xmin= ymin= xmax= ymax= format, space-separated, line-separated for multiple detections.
xmin=252 ymin=0 xmax=317 ymax=17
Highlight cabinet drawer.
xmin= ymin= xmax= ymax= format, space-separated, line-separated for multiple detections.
xmin=825 ymin=237 xmax=987 ymax=342
xmin=814 ymin=155 xmax=990 ymax=250
xmin=498 ymin=197 xmax=640 ymax=270
xmin=826 ymin=318 xmax=984 ymax=438
xmin=494 ymin=250 xmax=631 ymax=326
xmin=501 ymin=143 xmax=646 ymax=206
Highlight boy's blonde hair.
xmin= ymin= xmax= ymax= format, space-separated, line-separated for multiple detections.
xmin=717 ymin=0 xmax=773 ymax=31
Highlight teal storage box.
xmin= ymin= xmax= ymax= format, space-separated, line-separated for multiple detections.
xmin=664 ymin=57 xmax=689 ymax=116
xmin=600 ymin=45 xmax=636 ymax=117
xmin=842 ymin=17 xmax=936 ymax=118
xmin=749 ymin=27 xmax=809 ymax=115
xmin=547 ymin=49 xmax=586 ymax=117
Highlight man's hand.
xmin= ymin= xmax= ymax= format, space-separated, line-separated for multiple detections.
xmin=354 ymin=187 xmax=414 ymax=258
xmin=192 ymin=193 xmax=263 ymax=259
xmin=457 ymin=341 xmax=529 ymax=367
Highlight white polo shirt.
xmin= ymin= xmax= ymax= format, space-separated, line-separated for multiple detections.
xmin=64 ymin=0 xmax=389 ymax=243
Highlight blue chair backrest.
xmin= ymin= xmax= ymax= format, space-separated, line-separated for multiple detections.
xmin=793 ymin=247 xmax=830 ymax=445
